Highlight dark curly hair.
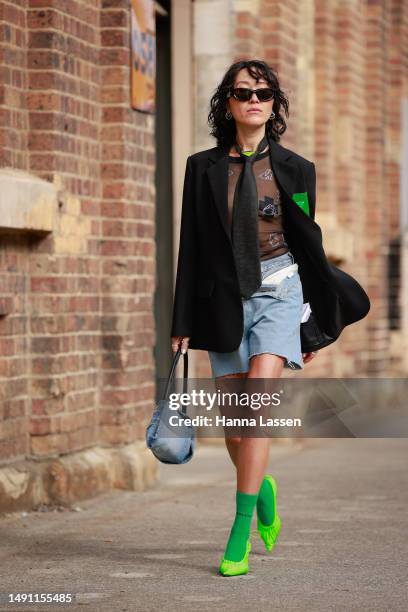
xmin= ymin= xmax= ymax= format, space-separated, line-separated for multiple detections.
xmin=207 ymin=59 xmax=290 ymax=148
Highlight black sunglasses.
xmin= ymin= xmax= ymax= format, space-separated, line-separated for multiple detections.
xmin=227 ymin=87 xmax=274 ymax=102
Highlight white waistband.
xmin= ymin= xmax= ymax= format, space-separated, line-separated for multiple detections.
xmin=262 ymin=263 xmax=298 ymax=286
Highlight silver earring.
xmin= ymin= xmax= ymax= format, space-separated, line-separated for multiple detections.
xmin=225 ymin=110 xmax=232 ymax=120
xmin=270 ymin=111 xmax=275 ymax=120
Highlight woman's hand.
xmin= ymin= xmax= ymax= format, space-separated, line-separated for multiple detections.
xmin=171 ymin=336 xmax=190 ymax=354
xmin=302 ymin=350 xmax=318 ymax=364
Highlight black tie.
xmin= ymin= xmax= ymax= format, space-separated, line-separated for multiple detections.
xmin=231 ymin=133 xmax=268 ymax=299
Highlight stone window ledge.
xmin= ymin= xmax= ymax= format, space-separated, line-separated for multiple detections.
xmin=0 ymin=168 xmax=57 ymax=235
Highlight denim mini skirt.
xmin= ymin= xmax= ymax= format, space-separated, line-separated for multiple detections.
xmin=208 ymin=251 xmax=304 ymax=378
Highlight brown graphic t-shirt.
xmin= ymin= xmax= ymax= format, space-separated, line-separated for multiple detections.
xmin=227 ymin=148 xmax=289 ymax=261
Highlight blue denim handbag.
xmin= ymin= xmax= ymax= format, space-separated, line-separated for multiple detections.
xmin=145 ymin=347 xmax=195 ymax=464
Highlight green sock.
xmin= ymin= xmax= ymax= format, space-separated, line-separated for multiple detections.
xmin=223 ymin=489 xmax=258 ymax=562
xmin=257 ymin=475 xmax=275 ymax=526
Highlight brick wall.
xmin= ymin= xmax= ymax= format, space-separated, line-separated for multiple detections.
xmin=0 ymin=0 xmax=155 ymax=465
xmin=0 ymin=1 xmax=29 ymax=170
xmin=99 ymin=1 xmax=155 ymax=445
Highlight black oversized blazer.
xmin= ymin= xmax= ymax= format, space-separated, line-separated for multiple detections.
xmin=170 ymin=133 xmax=371 ymax=353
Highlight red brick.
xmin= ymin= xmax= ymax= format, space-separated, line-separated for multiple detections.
xmin=100 ymin=9 xmax=127 ymax=28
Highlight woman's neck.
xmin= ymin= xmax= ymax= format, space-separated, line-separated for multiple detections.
xmin=229 ymin=128 xmax=268 ymax=156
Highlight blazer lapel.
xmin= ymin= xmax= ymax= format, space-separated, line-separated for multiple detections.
xmin=205 ymin=134 xmax=303 ymax=245
xmin=206 ymin=150 xmax=231 ymax=244
xmin=268 ymin=140 xmax=303 ymax=205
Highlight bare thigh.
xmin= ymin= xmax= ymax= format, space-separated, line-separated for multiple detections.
xmin=248 ymin=353 xmax=285 ymax=379
xmin=215 ymin=355 xmax=285 ymax=438
xmin=214 ymin=372 xmax=247 ymax=437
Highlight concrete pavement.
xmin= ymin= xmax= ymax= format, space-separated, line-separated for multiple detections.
xmin=0 ymin=438 xmax=407 ymax=611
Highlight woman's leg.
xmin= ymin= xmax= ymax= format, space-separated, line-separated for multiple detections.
xmin=236 ymin=353 xmax=284 ymax=493
xmin=218 ymin=354 xmax=284 ymax=568
xmin=215 ymin=372 xmax=247 ymax=466
xmin=216 ymin=355 xmax=284 ymax=482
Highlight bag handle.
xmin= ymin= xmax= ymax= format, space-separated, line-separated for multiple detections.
xmin=162 ymin=347 xmax=189 ymax=411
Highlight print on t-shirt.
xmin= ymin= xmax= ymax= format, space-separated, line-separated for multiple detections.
xmin=259 ymin=193 xmax=281 ymax=218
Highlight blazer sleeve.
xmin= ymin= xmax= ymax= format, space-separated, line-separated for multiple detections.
xmin=170 ymin=155 xmax=198 ymax=338
xmin=306 ymin=161 xmax=316 ymax=221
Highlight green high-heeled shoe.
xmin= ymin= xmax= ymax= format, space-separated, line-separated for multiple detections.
xmin=257 ymin=475 xmax=281 ymax=551
xmin=218 ymin=539 xmax=251 ymax=576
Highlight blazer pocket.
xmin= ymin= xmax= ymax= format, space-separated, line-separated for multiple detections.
xmin=195 ymin=278 xmax=215 ymax=298
xmin=292 ymin=192 xmax=310 ymax=217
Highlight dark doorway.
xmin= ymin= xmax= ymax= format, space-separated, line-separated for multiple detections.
xmin=154 ymin=0 xmax=173 ymax=398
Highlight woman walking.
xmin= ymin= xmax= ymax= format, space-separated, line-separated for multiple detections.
xmin=170 ymin=59 xmax=370 ymax=576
